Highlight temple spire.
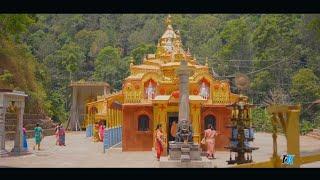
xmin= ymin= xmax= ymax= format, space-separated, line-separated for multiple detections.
xmin=165 ymin=14 xmax=173 ymax=30
xmin=130 ymin=57 xmax=134 ymax=68
xmin=205 ymin=57 xmax=208 ymax=66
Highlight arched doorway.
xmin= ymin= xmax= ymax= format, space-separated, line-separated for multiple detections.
xmin=138 ymin=115 xmax=150 ymax=131
xmin=204 ymin=115 xmax=216 ymax=130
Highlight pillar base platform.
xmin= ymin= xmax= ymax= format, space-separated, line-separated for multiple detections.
xmin=11 ymin=147 xmax=30 ymax=156
xmin=159 ymin=156 xmax=212 ymax=168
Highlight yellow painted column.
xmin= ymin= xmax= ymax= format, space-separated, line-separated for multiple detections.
xmin=114 ymin=108 xmax=116 ymax=128
xmin=110 ymin=108 xmax=113 ymax=128
xmin=115 ymin=109 xmax=118 ymax=127
xmin=119 ymin=109 xmax=121 ymax=126
xmin=152 ymin=104 xmax=159 ymax=149
xmin=116 ymin=109 xmax=119 ymax=127
xmin=106 ymin=107 xmax=109 ymax=128
xmin=114 ymin=109 xmax=117 ymax=127
xmin=153 ymin=103 xmax=168 ymax=155
xmin=160 ymin=103 xmax=168 ymax=156
xmin=190 ymin=102 xmax=201 ymax=144
xmin=287 ymin=106 xmax=301 ymax=167
xmin=119 ymin=109 xmax=122 ymax=126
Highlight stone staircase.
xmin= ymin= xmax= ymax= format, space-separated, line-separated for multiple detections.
xmin=5 ymin=113 xmax=56 ymax=140
xmin=306 ymin=129 xmax=320 ymax=140
xmin=181 ymin=146 xmax=191 ymax=162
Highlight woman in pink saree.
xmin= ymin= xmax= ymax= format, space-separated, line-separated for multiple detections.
xmin=204 ymin=124 xmax=218 ymax=159
xmin=98 ymin=121 xmax=105 ymax=142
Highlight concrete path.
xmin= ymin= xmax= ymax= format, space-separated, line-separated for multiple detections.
xmin=0 ymin=132 xmax=319 ymax=168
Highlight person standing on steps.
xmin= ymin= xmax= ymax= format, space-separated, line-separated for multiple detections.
xmin=33 ymin=123 xmax=43 ymax=150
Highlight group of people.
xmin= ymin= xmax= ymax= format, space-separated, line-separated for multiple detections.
xmin=93 ymin=121 xmax=105 ymax=142
xmin=55 ymin=123 xmax=66 ymax=146
xmin=154 ymin=123 xmax=218 ymax=161
xmin=22 ymin=124 xmax=41 ymax=151
xmin=26 ymin=121 xmax=217 ymax=161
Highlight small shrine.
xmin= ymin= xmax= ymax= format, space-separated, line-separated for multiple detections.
xmin=0 ymin=89 xmax=28 ymax=156
xmin=68 ymin=81 xmax=110 ymax=131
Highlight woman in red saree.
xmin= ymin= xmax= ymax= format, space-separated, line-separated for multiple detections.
xmin=204 ymin=124 xmax=218 ymax=159
xmin=155 ymin=124 xmax=164 ymax=161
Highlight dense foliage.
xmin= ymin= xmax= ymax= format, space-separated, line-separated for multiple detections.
xmin=0 ymin=14 xmax=319 ymax=132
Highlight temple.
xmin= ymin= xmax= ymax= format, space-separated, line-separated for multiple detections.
xmin=84 ymin=15 xmax=241 ymax=154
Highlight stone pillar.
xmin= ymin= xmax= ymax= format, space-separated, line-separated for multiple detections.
xmin=11 ymin=105 xmax=25 ymax=154
xmin=70 ymin=86 xmax=78 ymax=131
xmin=0 ymin=104 xmax=8 ymax=156
xmin=177 ymin=60 xmax=190 ymax=123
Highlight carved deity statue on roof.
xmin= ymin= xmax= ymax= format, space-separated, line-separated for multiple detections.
xmin=145 ymin=81 xmax=155 ymax=100
xmin=165 ymin=38 xmax=173 ymax=53
xmin=199 ymin=82 xmax=209 ymax=100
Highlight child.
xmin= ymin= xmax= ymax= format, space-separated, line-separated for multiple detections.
xmin=23 ymin=127 xmax=28 ymax=150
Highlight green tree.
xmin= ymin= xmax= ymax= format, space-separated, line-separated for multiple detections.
xmin=59 ymin=42 xmax=85 ymax=81
xmin=0 ymin=14 xmax=35 ymax=41
xmin=130 ymin=44 xmax=156 ymax=64
xmin=27 ymin=29 xmax=60 ymax=62
xmin=290 ymin=68 xmax=320 ymax=103
xmin=93 ymin=46 xmax=121 ymax=91
xmin=251 ymin=107 xmax=272 ymax=132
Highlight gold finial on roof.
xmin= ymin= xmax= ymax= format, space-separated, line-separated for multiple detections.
xmin=165 ymin=14 xmax=172 ymax=28
xmin=205 ymin=57 xmax=208 ymax=66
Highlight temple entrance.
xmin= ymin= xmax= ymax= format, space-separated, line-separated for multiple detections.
xmin=204 ymin=115 xmax=216 ymax=130
xmin=167 ymin=112 xmax=178 ymax=152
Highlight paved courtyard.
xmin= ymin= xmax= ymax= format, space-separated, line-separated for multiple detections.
xmin=1 ymin=132 xmax=320 ymax=168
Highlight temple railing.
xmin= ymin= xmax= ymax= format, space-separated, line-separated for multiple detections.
xmin=124 ymin=91 xmax=142 ymax=103
xmin=103 ymin=126 xmax=122 ymax=153
xmin=212 ymin=91 xmax=230 ymax=104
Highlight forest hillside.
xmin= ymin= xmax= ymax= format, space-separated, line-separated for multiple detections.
xmin=0 ymin=14 xmax=319 ymax=133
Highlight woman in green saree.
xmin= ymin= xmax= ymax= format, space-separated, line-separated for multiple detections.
xmin=33 ymin=123 xmax=43 ymax=150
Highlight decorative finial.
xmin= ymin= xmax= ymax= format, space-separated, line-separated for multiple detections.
xmin=165 ymin=14 xmax=172 ymax=28
xmin=130 ymin=57 xmax=134 ymax=68
xmin=205 ymin=57 xmax=208 ymax=66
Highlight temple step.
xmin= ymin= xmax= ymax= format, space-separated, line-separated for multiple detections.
xmin=306 ymin=129 xmax=320 ymax=139
xmin=181 ymin=154 xmax=191 ymax=162
xmin=313 ymin=129 xmax=320 ymax=134
xmin=181 ymin=147 xmax=190 ymax=153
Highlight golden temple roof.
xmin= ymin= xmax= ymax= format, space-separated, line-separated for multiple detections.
xmin=126 ymin=15 xmax=211 ymax=82
xmin=70 ymin=81 xmax=110 ymax=87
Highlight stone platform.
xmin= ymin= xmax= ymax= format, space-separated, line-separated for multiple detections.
xmin=159 ymin=156 xmax=212 ymax=168
xmin=169 ymin=142 xmax=201 ymax=161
